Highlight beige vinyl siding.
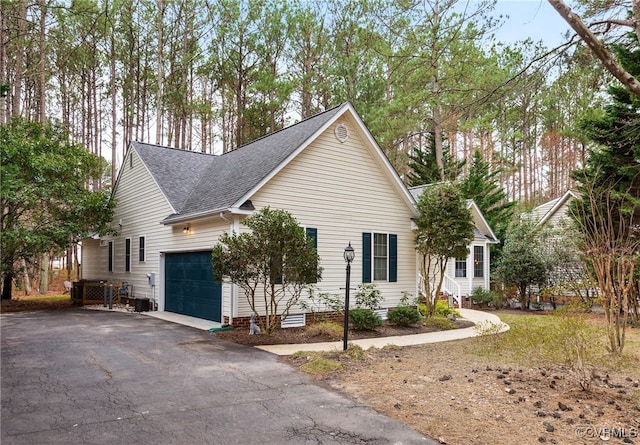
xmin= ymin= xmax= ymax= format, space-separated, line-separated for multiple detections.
xmin=244 ymin=115 xmax=416 ymax=316
xmin=82 ymin=149 xmax=232 ymax=308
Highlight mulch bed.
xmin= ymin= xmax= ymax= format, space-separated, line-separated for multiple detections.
xmin=214 ymin=319 xmax=475 ymax=346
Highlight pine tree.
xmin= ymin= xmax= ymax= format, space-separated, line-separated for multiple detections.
xmin=407 ymin=132 xmax=465 ymax=186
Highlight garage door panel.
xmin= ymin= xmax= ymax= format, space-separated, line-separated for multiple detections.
xmin=165 ymin=252 xmax=221 ymax=322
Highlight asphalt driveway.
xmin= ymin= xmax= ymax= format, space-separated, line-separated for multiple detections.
xmin=1 ymin=310 xmax=434 ymax=445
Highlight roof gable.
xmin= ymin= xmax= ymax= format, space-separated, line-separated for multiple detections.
xmin=129 ymin=142 xmax=216 ymax=213
xmin=127 ymin=103 xmax=416 ymax=224
xmin=408 ymin=185 xmax=498 ymax=243
xmin=533 ymin=190 xmax=578 ymax=227
xmin=167 ymin=103 xmax=347 ymax=223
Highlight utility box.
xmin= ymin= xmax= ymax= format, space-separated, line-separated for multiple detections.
xmin=134 ymin=298 xmax=150 ymax=312
xmin=147 ymin=273 xmax=155 ymax=286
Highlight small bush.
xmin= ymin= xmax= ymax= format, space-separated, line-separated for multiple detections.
xmin=388 ymin=306 xmax=421 ymax=326
xmin=305 ymin=321 xmax=343 ymax=339
xmin=435 ymin=300 xmax=461 ymax=318
xmin=355 ymin=283 xmax=383 ymax=310
xmin=423 ymin=316 xmax=457 ymax=330
xmin=344 ymin=344 xmax=366 ymax=360
xmin=349 ymin=308 xmax=383 ymax=330
xmin=300 ymin=357 xmax=343 ymax=374
xmin=471 ymin=287 xmax=493 ymax=305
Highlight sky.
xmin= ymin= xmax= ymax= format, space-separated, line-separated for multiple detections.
xmin=493 ymin=0 xmax=573 ymax=47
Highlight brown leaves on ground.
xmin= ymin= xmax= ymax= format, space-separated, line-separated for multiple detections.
xmin=1 ymin=297 xmax=74 ymax=313
xmin=285 ymin=338 xmax=640 ymax=445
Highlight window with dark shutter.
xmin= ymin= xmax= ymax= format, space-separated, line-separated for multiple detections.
xmin=139 ymin=236 xmax=145 ymax=262
xmin=362 ymin=233 xmax=372 ymax=283
xmin=108 ymin=241 xmax=113 ymax=272
xmin=306 ymin=228 xmax=318 ymax=284
xmin=125 ymin=238 xmax=131 ymax=272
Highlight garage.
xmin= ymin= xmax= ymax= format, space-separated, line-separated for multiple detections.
xmin=164 ymin=251 xmax=222 ymax=322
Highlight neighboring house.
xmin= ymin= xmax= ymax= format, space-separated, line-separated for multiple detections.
xmin=81 ymin=103 xmax=421 ymax=326
xmin=408 ymin=186 xmax=499 ymax=307
xmin=529 ymin=190 xmax=590 ymax=305
xmin=531 ymin=190 xmax=578 ymax=229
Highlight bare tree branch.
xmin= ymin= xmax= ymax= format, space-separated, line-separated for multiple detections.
xmin=548 ymin=0 xmax=640 ymax=98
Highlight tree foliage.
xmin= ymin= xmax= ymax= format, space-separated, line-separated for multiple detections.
xmin=1 ymin=118 xmax=116 ymax=300
xmin=569 ymin=36 xmax=640 ymax=352
xmin=414 ymin=183 xmax=474 ymax=317
xmin=211 ymin=207 xmax=321 ymax=335
xmin=496 ymin=218 xmax=548 ymax=309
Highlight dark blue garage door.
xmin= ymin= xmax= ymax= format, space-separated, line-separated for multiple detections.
xmin=165 ymin=251 xmax=221 ymax=322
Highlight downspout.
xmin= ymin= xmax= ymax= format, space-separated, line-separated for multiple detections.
xmin=220 ymin=212 xmax=236 ymax=326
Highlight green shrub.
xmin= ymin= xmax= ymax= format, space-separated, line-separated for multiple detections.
xmin=435 ymin=300 xmax=461 ymax=318
xmin=471 ymin=287 xmax=493 ymax=305
xmin=423 ymin=316 xmax=457 ymax=330
xmin=355 ymin=283 xmax=383 ymax=310
xmin=349 ymin=308 xmax=383 ymax=330
xmin=388 ymin=306 xmax=421 ymax=326
xmin=305 ymin=321 xmax=343 ymax=339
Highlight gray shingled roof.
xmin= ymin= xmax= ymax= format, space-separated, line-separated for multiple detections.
xmin=130 ymin=142 xmax=216 ymax=212
xmin=131 ymin=104 xmax=347 ymax=224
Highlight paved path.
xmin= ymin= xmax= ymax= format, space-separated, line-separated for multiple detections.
xmin=257 ymin=308 xmax=509 ymax=355
xmin=1 ymin=310 xmax=436 ymax=445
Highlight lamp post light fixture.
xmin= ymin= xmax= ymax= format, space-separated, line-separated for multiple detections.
xmin=343 ymin=242 xmax=355 ymax=351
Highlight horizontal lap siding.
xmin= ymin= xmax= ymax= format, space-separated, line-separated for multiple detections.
xmin=242 ymin=115 xmax=416 ymax=317
xmin=83 ymin=149 xmax=230 ymax=301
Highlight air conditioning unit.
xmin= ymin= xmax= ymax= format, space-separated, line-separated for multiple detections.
xmin=99 ymin=240 xmax=108 ymax=247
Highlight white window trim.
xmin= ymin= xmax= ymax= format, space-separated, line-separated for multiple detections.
xmin=371 ymin=232 xmax=390 ymax=282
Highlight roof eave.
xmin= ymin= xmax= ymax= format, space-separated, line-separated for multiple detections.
xmin=161 ymin=206 xmax=255 ymax=225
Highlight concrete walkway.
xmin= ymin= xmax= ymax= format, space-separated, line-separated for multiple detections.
xmin=257 ymin=308 xmax=509 ymax=355
xmin=90 ymin=306 xmax=508 ymax=357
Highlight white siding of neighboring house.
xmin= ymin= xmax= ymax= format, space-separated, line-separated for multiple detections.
xmin=243 ymin=114 xmax=417 ymax=315
xmin=543 ymin=200 xmax=572 ymax=228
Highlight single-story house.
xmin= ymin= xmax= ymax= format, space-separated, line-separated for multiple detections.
xmin=408 ymin=186 xmax=499 ymax=307
xmin=82 ymin=103 xmax=421 ymax=326
xmin=81 ymin=102 xmax=497 ymax=326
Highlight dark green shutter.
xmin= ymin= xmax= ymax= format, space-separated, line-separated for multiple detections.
xmin=389 ymin=234 xmax=397 ymax=282
xmin=362 ymin=232 xmax=371 ymax=283
xmin=306 ymin=228 xmax=318 ymax=283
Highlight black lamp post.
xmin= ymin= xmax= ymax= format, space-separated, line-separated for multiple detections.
xmin=343 ymin=242 xmax=355 ymax=351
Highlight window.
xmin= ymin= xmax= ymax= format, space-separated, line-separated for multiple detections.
xmin=108 ymin=241 xmax=113 ymax=272
xmin=139 ymin=236 xmax=145 ymax=262
xmin=474 ymin=246 xmax=484 ymax=278
xmin=125 ymin=238 xmax=131 ymax=272
xmin=455 ymin=258 xmax=466 ymax=278
xmin=373 ymin=233 xmax=388 ymax=281
xmin=362 ymin=232 xmax=397 ymax=283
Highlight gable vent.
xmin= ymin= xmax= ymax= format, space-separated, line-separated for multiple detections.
xmin=334 ymin=122 xmax=349 ymax=143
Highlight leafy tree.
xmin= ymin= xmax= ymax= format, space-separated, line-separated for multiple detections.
xmin=414 ymin=183 xmax=474 ymax=317
xmin=1 ymin=118 xmax=116 ymax=300
xmin=496 ymin=218 xmax=548 ymax=309
xmin=211 ymin=207 xmax=321 ymax=335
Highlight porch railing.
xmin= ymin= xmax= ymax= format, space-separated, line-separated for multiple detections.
xmin=442 ymin=274 xmax=462 ymax=308
xmin=417 ymin=272 xmax=462 ymax=308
